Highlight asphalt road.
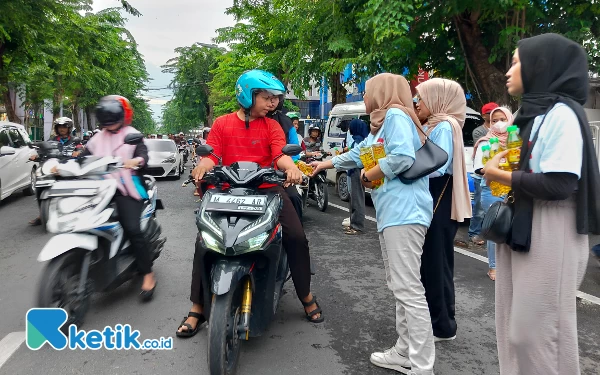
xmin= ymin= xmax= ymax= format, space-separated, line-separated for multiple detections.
xmin=0 ymin=169 xmax=599 ymax=375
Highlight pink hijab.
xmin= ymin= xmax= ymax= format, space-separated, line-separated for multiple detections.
xmin=416 ymin=78 xmax=472 ymax=222
xmin=85 ymin=126 xmax=143 ymax=200
xmin=472 ymin=107 xmax=514 ymax=159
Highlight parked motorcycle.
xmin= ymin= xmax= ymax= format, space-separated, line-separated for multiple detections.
xmin=36 ymin=133 xmax=166 ymax=331
xmin=194 ymin=143 xmax=304 ymax=375
xmin=298 ymin=151 xmax=329 ymax=212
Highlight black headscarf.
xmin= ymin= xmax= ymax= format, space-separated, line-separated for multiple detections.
xmin=510 ymin=33 xmax=600 ymax=252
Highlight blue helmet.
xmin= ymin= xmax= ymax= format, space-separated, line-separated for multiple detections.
xmin=235 ymin=70 xmax=286 ymax=110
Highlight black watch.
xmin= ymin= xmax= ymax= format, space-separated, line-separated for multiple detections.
xmin=362 ymin=173 xmax=371 ymax=183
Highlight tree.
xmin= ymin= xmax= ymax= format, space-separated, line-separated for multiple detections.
xmin=359 ymin=0 xmax=600 ymax=108
xmin=161 ymin=43 xmax=224 ymax=130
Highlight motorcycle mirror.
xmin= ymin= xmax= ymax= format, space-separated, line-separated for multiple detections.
xmin=195 ymin=145 xmax=213 ymax=157
xmin=282 ymin=144 xmax=302 ymax=156
xmin=124 ymin=133 xmax=144 ymax=145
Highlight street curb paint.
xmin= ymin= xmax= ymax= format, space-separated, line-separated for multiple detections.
xmin=0 ymin=331 xmax=25 ymax=369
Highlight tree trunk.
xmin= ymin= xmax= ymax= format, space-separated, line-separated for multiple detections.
xmin=85 ymin=106 xmax=94 ymax=130
xmin=454 ymin=13 xmax=513 ymax=108
xmin=0 ymin=43 xmax=21 ymax=124
xmin=330 ymin=72 xmax=347 ymax=107
xmin=72 ymin=100 xmax=81 ymax=134
xmin=206 ymin=103 xmax=214 ymax=126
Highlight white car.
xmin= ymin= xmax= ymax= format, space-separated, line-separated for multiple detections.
xmin=0 ymin=122 xmax=37 ymax=201
xmin=145 ymin=138 xmax=184 ymax=179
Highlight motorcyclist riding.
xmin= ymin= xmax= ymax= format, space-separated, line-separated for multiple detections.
xmin=82 ymin=131 xmax=92 ymax=145
xmin=28 ymin=117 xmax=80 ymax=226
xmin=304 ymin=125 xmax=323 ymax=157
xmin=73 ymin=95 xmax=158 ymax=300
xmin=176 ymin=69 xmax=324 ymax=338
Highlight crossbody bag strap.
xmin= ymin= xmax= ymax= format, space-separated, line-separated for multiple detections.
xmin=434 ymin=175 xmax=451 ymax=214
xmin=520 ymin=105 xmax=555 ymax=171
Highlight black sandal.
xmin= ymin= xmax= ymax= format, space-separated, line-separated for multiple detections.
xmin=29 ymin=217 xmax=42 ymax=226
xmin=301 ymin=296 xmax=325 ymax=323
xmin=175 ymin=312 xmax=206 ymax=338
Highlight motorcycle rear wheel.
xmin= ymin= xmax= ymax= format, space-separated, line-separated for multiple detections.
xmin=37 ymin=250 xmax=93 ymax=334
xmin=208 ymin=281 xmax=244 ymax=375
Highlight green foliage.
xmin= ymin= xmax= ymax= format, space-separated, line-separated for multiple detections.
xmin=161 ymin=43 xmax=224 ymax=131
xmin=0 ymin=0 xmax=151 ymax=128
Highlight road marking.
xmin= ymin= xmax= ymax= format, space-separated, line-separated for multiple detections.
xmin=329 ymin=202 xmax=600 ymax=306
xmin=0 ymin=331 xmax=25 ymax=369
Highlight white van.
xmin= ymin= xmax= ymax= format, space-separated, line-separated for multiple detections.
xmin=322 ymin=101 xmax=484 ymax=201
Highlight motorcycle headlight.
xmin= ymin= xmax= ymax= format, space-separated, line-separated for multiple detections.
xmin=201 ymin=231 xmax=225 ymax=253
xmin=234 ymin=231 xmax=269 ymax=253
xmin=237 ymin=195 xmax=281 ymax=239
xmin=162 ymin=156 xmax=176 ymax=163
xmin=58 ymin=196 xmax=102 ymax=214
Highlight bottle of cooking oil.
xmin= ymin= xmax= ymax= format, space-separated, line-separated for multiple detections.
xmin=489 ymin=137 xmax=500 ymax=158
xmin=359 ymin=145 xmax=384 ymax=188
xmin=296 ymin=160 xmax=313 ymax=176
xmin=506 ymin=125 xmax=522 ymax=171
xmin=481 ymin=144 xmax=491 ymax=166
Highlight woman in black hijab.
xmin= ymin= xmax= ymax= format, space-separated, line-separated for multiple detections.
xmin=483 ymin=33 xmax=600 ymax=375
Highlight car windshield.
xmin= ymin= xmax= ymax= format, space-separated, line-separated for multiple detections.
xmin=146 ymin=140 xmax=176 ymax=152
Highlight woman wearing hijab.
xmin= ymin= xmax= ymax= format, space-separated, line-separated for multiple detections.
xmin=414 ymin=78 xmax=472 ymax=342
xmin=312 ymin=73 xmax=435 ymax=375
xmin=472 ymin=106 xmax=513 ymax=280
xmin=483 ymin=33 xmax=600 ymax=375
xmin=344 ymin=118 xmax=370 ymax=235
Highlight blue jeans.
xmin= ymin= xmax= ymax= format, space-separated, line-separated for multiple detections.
xmin=468 ymin=177 xmax=484 ymax=238
xmin=481 ymin=185 xmax=502 ymax=269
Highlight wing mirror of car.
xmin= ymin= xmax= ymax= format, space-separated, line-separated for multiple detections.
xmin=282 ymin=144 xmax=302 ymax=156
xmin=0 ymin=146 xmax=16 ymax=156
xmin=124 ymin=133 xmax=144 ymax=145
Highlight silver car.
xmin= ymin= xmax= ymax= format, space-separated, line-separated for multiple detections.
xmin=145 ymin=139 xmax=184 ymax=179
xmin=0 ymin=122 xmax=37 ymax=201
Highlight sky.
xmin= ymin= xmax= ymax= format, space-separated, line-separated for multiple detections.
xmin=91 ymin=0 xmax=236 ymax=122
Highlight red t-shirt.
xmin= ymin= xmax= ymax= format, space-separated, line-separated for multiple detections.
xmin=205 ymin=113 xmax=287 ymax=186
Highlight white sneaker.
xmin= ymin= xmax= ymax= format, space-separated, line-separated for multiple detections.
xmin=342 ymin=217 xmax=350 ymax=227
xmin=434 ymin=335 xmax=456 ymax=343
xmin=370 ymin=347 xmax=411 ymax=373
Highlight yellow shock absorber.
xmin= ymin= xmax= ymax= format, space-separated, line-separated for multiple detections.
xmin=240 ymin=278 xmax=252 ymax=340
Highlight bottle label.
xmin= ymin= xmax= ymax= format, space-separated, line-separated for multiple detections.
xmin=508 ymin=148 xmax=521 ymax=163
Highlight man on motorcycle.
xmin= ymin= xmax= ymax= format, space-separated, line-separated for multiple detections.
xmin=28 ymin=117 xmax=80 ymax=226
xmin=304 ymin=125 xmax=323 ymax=157
xmin=82 ymin=131 xmax=92 ymax=145
xmin=75 ymin=95 xmax=158 ymax=301
xmin=177 ymin=70 xmax=324 ymax=337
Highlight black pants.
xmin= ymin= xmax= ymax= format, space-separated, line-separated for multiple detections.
xmin=285 ymin=185 xmax=303 ymax=223
xmin=190 ymin=186 xmax=312 ymax=305
xmin=421 ymin=175 xmax=458 ymax=338
xmin=114 ymin=194 xmax=152 ymax=275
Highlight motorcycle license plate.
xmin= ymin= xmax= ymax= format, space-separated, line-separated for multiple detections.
xmin=206 ymin=194 xmax=268 ymax=214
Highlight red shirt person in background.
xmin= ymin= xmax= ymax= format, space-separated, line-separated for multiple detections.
xmin=175 ymin=70 xmax=324 ymax=338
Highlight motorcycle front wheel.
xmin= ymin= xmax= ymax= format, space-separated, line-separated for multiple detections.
xmin=208 ymin=280 xmax=244 ymax=375
xmin=37 ymin=250 xmax=93 ymax=334
xmin=316 ymin=178 xmax=329 ymax=212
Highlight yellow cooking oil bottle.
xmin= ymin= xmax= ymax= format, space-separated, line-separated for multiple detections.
xmin=296 ymin=160 xmax=313 ymax=176
xmin=506 ymin=125 xmax=522 ymax=171
xmin=481 ymin=144 xmax=491 ymax=166
xmin=489 ymin=137 xmax=511 ymax=197
xmin=359 ymin=141 xmax=385 ymax=188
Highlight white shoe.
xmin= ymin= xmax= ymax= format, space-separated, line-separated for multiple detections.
xmin=342 ymin=217 xmax=350 ymax=227
xmin=370 ymin=347 xmax=411 ymax=373
xmin=434 ymin=335 xmax=456 ymax=343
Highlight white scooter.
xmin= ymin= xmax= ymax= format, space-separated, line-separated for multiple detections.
xmin=36 ymin=133 xmax=166 ymax=330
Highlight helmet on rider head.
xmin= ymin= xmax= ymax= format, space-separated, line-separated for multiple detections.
xmin=53 ymin=117 xmax=73 ymax=136
xmin=179 ymin=132 xmax=184 ymax=137
xmin=95 ymin=95 xmax=134 ymax=131
xmin=83 ymin=131 xmax=92 ymax=139
xmin=235 ymin=70 xmax=285 ymax=110
xmin=308 ymin=124 xmax=321 ymax=137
